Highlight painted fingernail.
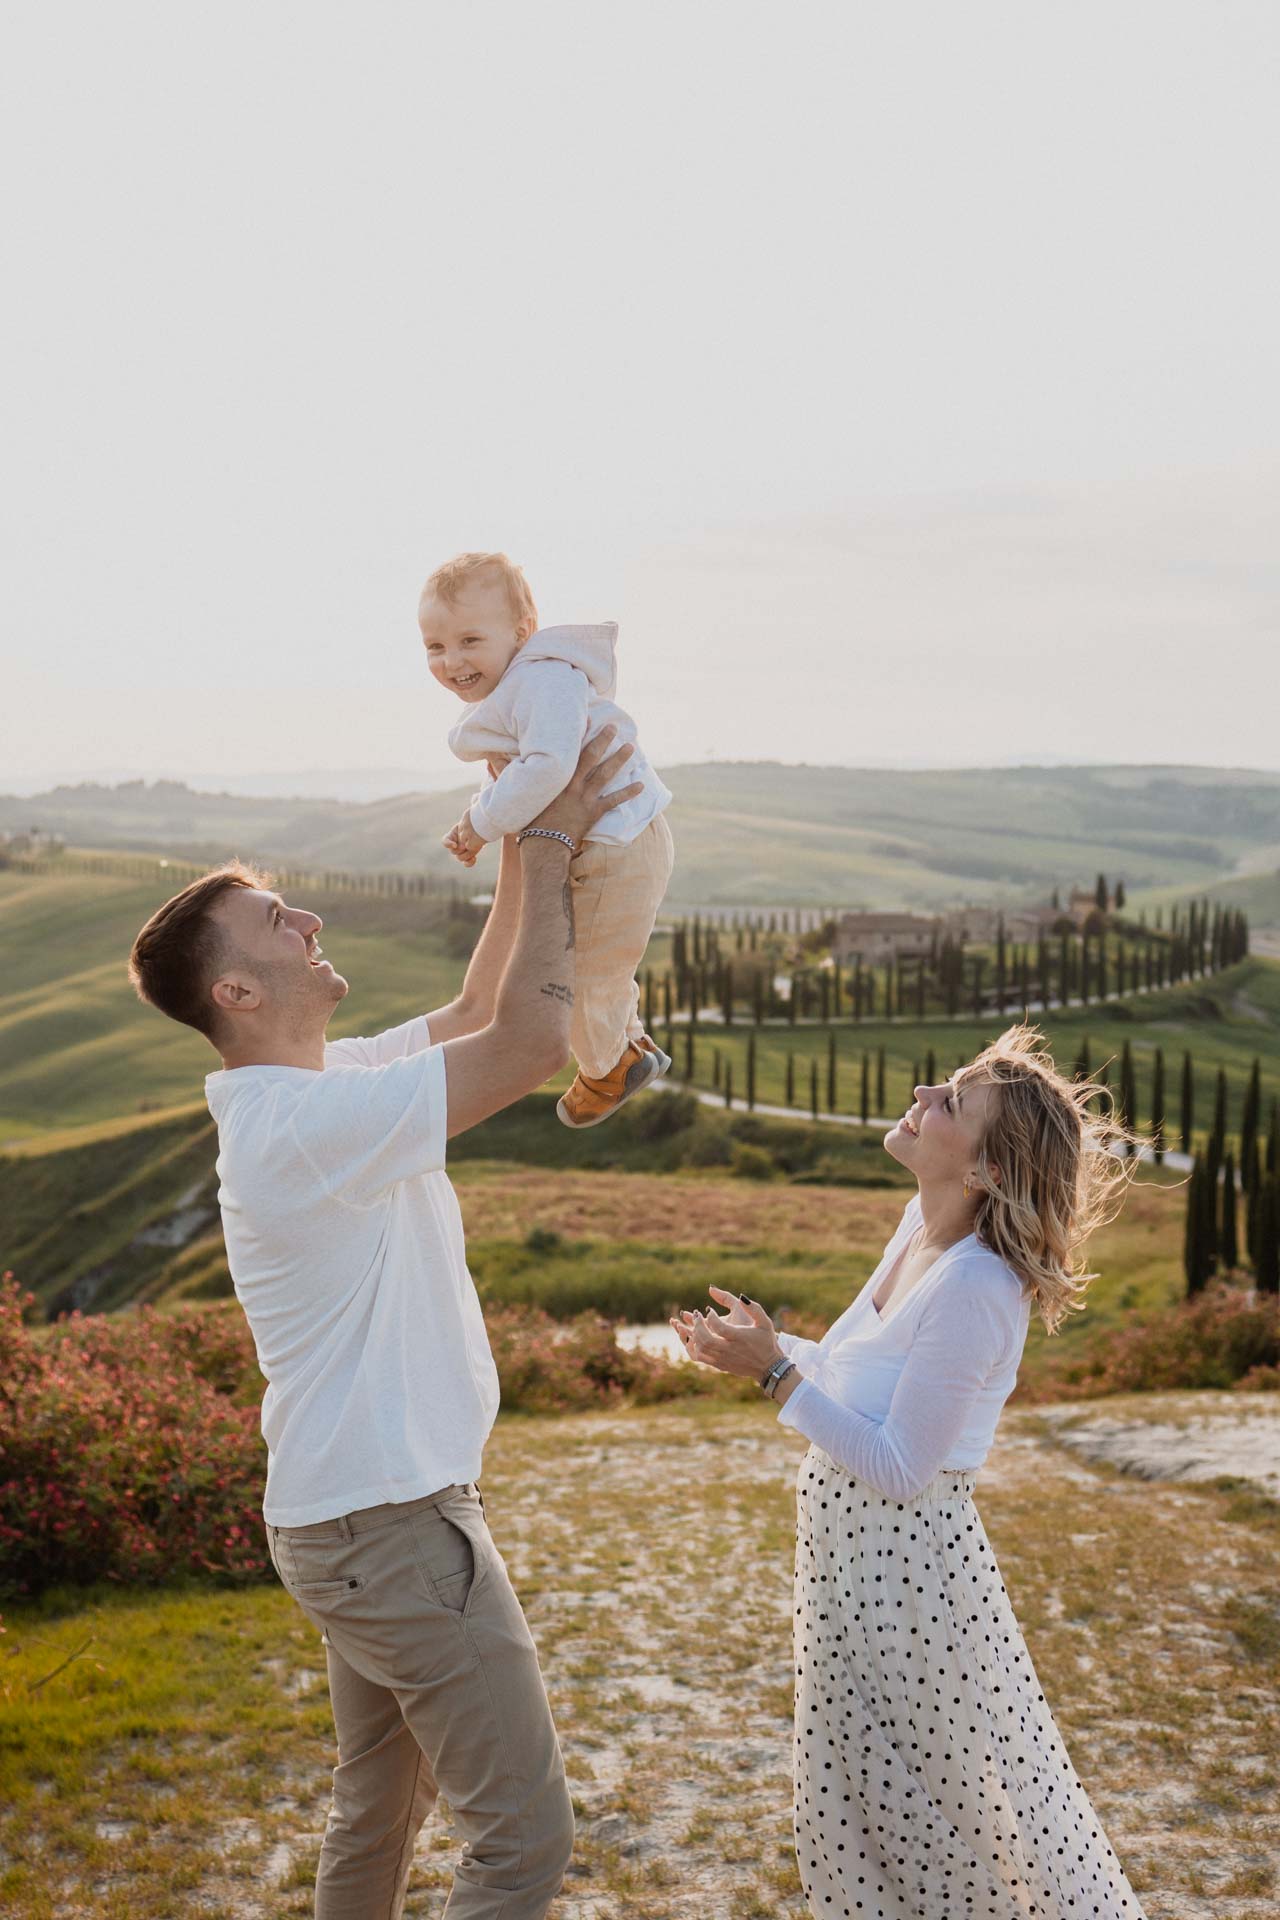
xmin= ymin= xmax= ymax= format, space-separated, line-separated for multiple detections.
xmin=738 ymin=1292 xmax=749 ymax=1302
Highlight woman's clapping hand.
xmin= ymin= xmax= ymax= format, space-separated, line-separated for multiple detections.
xmin=669 ymin=1286 xmax=784 ymax=1379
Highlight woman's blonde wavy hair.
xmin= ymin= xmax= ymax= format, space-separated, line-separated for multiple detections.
xmin=953 ymin=1022 xmax=1147 ymax=1335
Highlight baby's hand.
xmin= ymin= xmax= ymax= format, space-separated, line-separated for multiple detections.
xmin=442 ymin=810 xmax=486 ymax=867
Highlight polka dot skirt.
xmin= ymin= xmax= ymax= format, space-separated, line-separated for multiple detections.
xmin=793 ymin=1444 xmax=1148 ymax=1919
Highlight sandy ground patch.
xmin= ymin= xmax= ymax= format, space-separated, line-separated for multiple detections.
xmin=1033 ymin=1390 xmax=1280 ymax=1498
xmin=11 ymin=1400 xmax=1277 ymax=1919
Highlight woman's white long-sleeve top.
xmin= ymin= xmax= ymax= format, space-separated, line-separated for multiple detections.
xmin=776 ymin=1193 xmax=1031 ymax=1501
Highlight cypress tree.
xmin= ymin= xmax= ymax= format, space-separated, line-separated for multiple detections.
xmin=1240 ymin=1057 xmax=1261 ymax=1194
xmin=1119 ymin=1041 xmax=1137 ymax=1151
xmin=1220 ymin=1150 xmax=1238 ymax=1270
xmin=785 ymin=1050 xmax=795 ymax=1108
xmin=1115 ymin=879 xmax=1126 ymax=910
xmin=1184 ymin=1155 xmax=1203 ymax=1294
xmin=747 ymin=1031 xmax=757 ymax=1111
xmin=1195 ymin=1158 xmax=1214 ymax=1287
xmin=722 ymin=961 xmax=734 ymax=1027
xmin=724 ymin=1063 xmax=733 ymax=1109
xmin=860 ymin=1052 xmax=870 ymax=1123
xmin=1150 ymin=1048 xmax=1166 ymax=1165
xmin=1268 ymin=1096 xmax=1279 ymax=1176
xmin=819 ymin=972 xmax=831 ymax=1024
xmin=1257 ymin=1177 xmax=1280 ymax=1295
xmin=1180 ymin=1052 xmax=1194 ymax=1156
xmin=1059 ymin=930 xmax=1071 ymax=1007
xmin=875 ymin=1047 xmax=886 ymax=1117
xmin=664 ymin=972 xmax=674 ymax=1027
xmin=684 ymin=1023 xmax=696 ymax=1082
xmin=788 ymin=975 xmax=798 ymax=1026
xmin=1207 ymin=1069 xmax=1228 ymax=1189
xmin=810 ymin=1059 xmax=820 ymax=1121
xmin=827 ymin=1032 xmax=838 ymax=1112
xmin=1097 ymin=937 xmax=1108 ymax=1003
xmin=1095 ymin=872 xmax=1108 ymax=911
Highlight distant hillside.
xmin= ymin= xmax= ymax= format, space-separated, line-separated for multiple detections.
xmin=0 ymin=864 xmax=470 ymax=1145
xmin=5 ymin=763 xmax=1279 ymax=912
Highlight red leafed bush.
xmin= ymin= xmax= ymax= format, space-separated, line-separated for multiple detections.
xmin=1016 ymin=1280 xmax=1280 ymax=1403
xmin=484 ymin=1305 xmax=717 ymax=1414
xmin=0 ymin=1274 xmax=268 ymax=1598
xmin=0 ymin=1276 xmax=715 ymax=1597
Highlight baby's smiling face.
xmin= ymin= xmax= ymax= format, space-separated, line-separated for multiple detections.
xmin=419 ymin=578 xmax=534 ymax=703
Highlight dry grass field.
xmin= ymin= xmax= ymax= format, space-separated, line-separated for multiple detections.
xmin=2 ymin=1397 xmax=1276 ymax=1920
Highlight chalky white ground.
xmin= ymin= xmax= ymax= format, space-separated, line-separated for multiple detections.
xmin=75 ymin=1398 xmax=1274 ymax=1920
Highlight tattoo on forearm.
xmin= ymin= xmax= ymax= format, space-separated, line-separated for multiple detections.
xmin=540 ymin=981 xmax=575 ymax=1006
xmin=562 ymin=878 xmax=575 ymax=950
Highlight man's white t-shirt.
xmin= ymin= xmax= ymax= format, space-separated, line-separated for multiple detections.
xmin=204 ymin=1015 xmax=499 ymax=1527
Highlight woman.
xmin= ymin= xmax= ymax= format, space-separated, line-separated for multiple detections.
xmin=672 ymin=1023 xmax=1149 ymax=1920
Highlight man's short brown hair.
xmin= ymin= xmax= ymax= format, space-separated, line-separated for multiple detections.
xmin=128 ymin=861 xmax=268 ymax=1039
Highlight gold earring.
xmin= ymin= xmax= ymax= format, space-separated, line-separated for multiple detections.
xmin=963 ymin=1178 xmax=972 ymax=1198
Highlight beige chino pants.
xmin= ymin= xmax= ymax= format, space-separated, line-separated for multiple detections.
xmin=266 ymin=1483 xmax=572 ymax=1920
xmin=568 ymin=811 xmax=675 ymax=1079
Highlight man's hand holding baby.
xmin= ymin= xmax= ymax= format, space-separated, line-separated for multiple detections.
xmin=443 ymin=809 xmax=487 ymax=867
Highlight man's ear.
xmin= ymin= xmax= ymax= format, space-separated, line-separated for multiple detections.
xmin=211 ymin=975 xmax=261 ymax=1017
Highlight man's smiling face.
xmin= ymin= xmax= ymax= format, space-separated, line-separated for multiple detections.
xmin=207 ymin=886 xmax=348 ymax=1034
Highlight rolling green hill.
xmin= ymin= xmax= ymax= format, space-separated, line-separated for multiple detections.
xmin=2 ymin=856 xmax=1277 ymax=1324
xmin=0 ymin=865 xmax=470 ymax=1144
xmin=7 ymin=761 xmax=1279 ymax=912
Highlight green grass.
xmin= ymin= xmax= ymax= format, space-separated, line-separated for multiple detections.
xmin=0 ymin=866 xmax=468 ymax=1143
xmin=6 ymin=759 xmax=1280 ymax=909
xmin=1 ymin=1398 xmax=1276 ymax=1918
xmin=664 ymin=955 xmax=1280 ymax=1138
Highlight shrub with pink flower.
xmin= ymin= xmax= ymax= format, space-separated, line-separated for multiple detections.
xmin=0 ymin=1274 xmax=268 ymax=1597
xmin=1013 ymin=1280 xmax=1280 ymax=1403
xmin=0 ymin=1275 xmax=718 ymax=1598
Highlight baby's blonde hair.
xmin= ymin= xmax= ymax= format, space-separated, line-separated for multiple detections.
xmin=954 ymin=1022 xmax=1146 ymax=1334
xmin=421 ymin=551 xmax=538 ymax=630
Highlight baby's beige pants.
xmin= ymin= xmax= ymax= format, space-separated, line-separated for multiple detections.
xmin=567 ymin=811 xmax=675 ymax=1079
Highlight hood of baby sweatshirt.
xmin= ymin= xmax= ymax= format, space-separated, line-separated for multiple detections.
xmin=510 ymin=623 xmax=618 ymax=700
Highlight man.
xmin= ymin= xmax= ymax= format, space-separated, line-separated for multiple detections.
xmin=128 ymin=732 xmax=641 ymax=1920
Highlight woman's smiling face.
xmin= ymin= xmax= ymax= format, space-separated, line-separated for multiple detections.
xmin=885 ymin=1076 xmax=998 ymax=1185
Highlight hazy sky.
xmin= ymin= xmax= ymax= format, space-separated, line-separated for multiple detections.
xmin=3 ymin=2 xmax=1277 ymax=791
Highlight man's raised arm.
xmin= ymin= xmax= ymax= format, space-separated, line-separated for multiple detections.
xmin=440 ymin=730 xmax=640 ymax=1138
xmin=424 ymin=832 xmax=523 ymax=1046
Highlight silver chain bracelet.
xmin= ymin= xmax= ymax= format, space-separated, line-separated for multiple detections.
xmin=515 ymin=827 xmax=580 ymax=855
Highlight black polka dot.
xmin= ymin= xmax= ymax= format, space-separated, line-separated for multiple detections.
xmin=792 ymin=1444 xmax=1149 ymax=1917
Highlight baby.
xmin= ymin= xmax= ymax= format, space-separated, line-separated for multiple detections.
xmin=420 ymin=550 xmax=676 ymax=1128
